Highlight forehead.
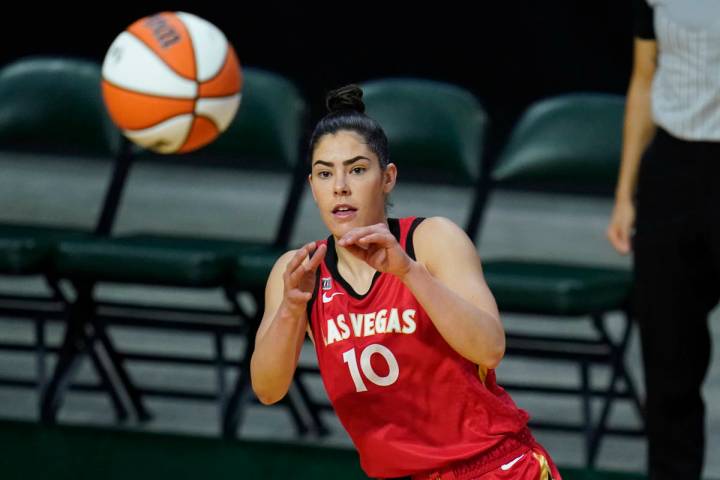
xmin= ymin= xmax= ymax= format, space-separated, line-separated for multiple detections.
xmin=312 ymin=130 xmax=377 ymax=163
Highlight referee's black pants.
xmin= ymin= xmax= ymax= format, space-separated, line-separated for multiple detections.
xmin=633 ymin=128 xmax=720 ymax=480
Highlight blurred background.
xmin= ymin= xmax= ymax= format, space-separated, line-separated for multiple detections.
xmin=0 ymin=2 xmax=718 ymax=479
xmin=0 ymin=2 xmax=633 ymax=143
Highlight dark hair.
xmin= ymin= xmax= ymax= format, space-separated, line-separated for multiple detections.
xmin=308 ymin=84 xmax=389 ymax=169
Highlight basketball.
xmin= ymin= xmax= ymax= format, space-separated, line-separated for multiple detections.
xmin=101 ymin=12 xmax=242 ymax=154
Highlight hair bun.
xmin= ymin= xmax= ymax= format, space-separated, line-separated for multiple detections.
xmin=325 ymin=84 xmax=365 ymax=114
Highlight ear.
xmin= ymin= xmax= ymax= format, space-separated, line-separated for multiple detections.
xmin=383 ymin=163 xmax=397 ymax=194
xmin=308 ymin=173 xmax=318 ymax=204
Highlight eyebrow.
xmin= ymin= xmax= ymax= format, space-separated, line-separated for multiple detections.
xmin=312 ymin=156 xmax=371 ymax=168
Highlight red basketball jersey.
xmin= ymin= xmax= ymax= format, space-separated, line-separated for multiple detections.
xmin=308 ymin=217 xmax=535 ymax=478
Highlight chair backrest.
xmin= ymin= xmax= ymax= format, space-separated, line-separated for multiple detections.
xmin=360 ymin=79 xmax=489 ymax=238
xmin=141 ymin=67 xmax=307 ymax=171
xmin=186 ymin=67 xmax=308 ymax=246
xmin=114 ymin=67 xmax=307 ymax=246
xmin=491 ymin=93 xmax=625 ymax=195
xmin=205 ymin=67 xmax=306 ymax=170
xmin=0 ymin=57 xmax=120 ymax=156
xmin=0 ymin=57 xmax=122 ymax=230
xmin=361 ymin=78 xmax=488 ymax=185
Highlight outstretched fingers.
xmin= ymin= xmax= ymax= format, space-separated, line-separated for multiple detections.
xmin=286 ymin=242 xmax=328 ymax=289
xmin=307 ymin=243 xmax=327 ymax=271
xmin=284 ymin=242 xmax=315 ymax=285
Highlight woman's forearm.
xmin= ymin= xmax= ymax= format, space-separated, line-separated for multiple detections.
xmin=399 ymin=262 xmax=504 ymax=369
xmin=250 ymin=306 xmax=306 ymax=404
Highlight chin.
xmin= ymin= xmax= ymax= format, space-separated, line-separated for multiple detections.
xmin=330 ymin=223 xmax=354 ymax=239
xmin=324 ymin=218 xmax=358 ymax=240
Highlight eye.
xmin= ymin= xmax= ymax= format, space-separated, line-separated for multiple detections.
xmin=350 ymin=166 xmax=366 ymax=175
xmin=317 ymin=170 xmax=331 ymax=179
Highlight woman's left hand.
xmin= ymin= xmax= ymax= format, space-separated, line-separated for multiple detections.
xmin=338 ymin=223 xmax=413 ymax=278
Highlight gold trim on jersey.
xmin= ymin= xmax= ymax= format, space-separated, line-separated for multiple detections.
xmin=478 ymin=365 xmax=487 ymax=384
xmin=533 ymin=452 xmax=552 ymax=480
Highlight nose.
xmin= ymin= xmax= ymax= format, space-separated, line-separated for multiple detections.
xmin=333 ymin=172 xmax=349 ymax=196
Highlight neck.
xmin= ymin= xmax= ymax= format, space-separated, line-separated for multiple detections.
xmin=335 ymin=243 xmax=375 ymax=278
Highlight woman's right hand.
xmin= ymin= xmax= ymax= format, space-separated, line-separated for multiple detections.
xmin=607 ymin=198 xmax=635 ymax=255
xmin=281 ymin=241 xmax=327 ymax=317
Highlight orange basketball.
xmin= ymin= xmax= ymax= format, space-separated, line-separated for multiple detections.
xmin=101 ymin=12 xmax=242 ymax=154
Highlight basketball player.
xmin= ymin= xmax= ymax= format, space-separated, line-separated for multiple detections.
xmin=250 ymin=85 xmax=561 ymax=480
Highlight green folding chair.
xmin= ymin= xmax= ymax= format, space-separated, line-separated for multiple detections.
xmin=0 ymin=56 xmax=132 ymax=418
xmin=481 ymin=93 xmax=645 ymax=467
xmin=43 ymin=67 xmax=314 ymax=436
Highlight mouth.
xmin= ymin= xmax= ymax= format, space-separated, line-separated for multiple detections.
xmin=332 ymin=204 xmax=357 ymax=219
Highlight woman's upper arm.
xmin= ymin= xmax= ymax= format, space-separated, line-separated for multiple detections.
xmin=256 ymin=249 xmax=299 ymax=344
xmin=412 ymin=217 xmax=499 ymax=317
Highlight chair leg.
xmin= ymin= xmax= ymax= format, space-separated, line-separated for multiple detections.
xmin=44 ymin=274 xmax=66 ymax=304
xmin=222 ymin=349 xmax=251 ymax=438
xmin=221 ymin=315 xmax=311 ymax=437
xmin=292 ymin=374 xmax=329 ymax=435
xmin=40 ymin=308 xmax=88 ymax=423
xmin=215 ymin=331 xmax=227 ymax=433
xmin=588 ymin=359 xmax=620 ymax=467
xmin=615 ymin=311 xmax=646 ymax=423
xmin=92 ymin=318 xmax=151 ymax=421
xmin=222 ymin=288 xmax=256 ymax=438
xmin=35 ymin=275 xmax=63 ymax=414
xmin=42 ymin=283 xmax=150 ymax=423
xmin=285 ymin=383 xmax=310 ymax=436
xmin=35 ymin=317 xmax=46 ymax=396
xmin=587 ymin=311 xmax=646 ymax=466
xmin=594 ymin=311 xmax=646 ymax=425
xmin=620 ymin=364 xmax=646 ymax=423
xmin=86 ymin=338 xmax=129 ymax=422
xmin=580 ymin=359 xmax=593 ymax=468
xmin=222 ymin=288 xmax=316 ymax=438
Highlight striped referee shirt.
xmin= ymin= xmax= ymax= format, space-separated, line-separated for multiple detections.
xmin=635 ymin=0 xmax=720 ymax=141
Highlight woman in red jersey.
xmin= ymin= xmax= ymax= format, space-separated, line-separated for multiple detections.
xmin=250 ymin=85 xmax=561 ymax=480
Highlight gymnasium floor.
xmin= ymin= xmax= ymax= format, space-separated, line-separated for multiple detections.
xmin=0 ymin=153 xmax=718 ymax=478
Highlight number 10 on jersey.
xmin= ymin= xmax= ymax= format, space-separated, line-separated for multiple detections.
xmin=342 ymin=344 xmax=400 ymax=392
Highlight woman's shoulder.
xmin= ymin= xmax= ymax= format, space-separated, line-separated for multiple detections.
xmin=413 ymin=216 xmax=464 ymax=238
xmin=410 ymin=217 xmax=484 ymax=281
xmin=412 ymin=216 xmax=472 ymax=259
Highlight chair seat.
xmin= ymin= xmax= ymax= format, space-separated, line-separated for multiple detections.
xmin=483 ymin=260 xmax=632 ymax=316
xmin=54 ymin=234 xmax=277 ymax=288
xmin=0 ymin=223 xmax=91 ymax=274
xmin=232 ymin=245 xmax=285 ymax=290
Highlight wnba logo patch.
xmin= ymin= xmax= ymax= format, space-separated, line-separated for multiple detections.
xmin=322 ymin=277 xmax=332 ymax=291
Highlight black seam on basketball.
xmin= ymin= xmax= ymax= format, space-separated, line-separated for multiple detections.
xmin=192 ymin=96 xmax=240 ymax=137
xmin=193 ymin=113 xmax=221 ymax=133
xmin=179 ymin=14 xmax=202 ymax=122
xmin=102 ymin=80 xmax=195 ymax=131
xmin=201 ymin=47 xmax=233 ymax=85
xmin=177 ymin=13 xmax=199 ymax=82
xmin=199 ymin=92 xmax=241 ymax=99
xmin=176 ymin=113 xmax=196 ymax=151
xmin=102 ymin=79 xmax=196 ymax=102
